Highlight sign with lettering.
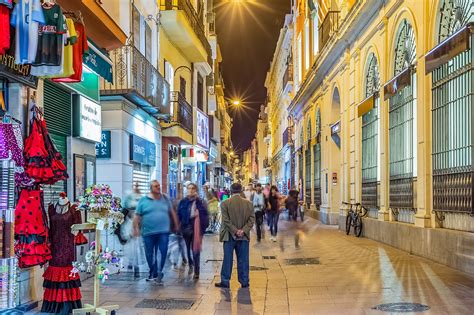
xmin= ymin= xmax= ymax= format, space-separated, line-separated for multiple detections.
xmin=130 ymin=135 xmax=156 ymax=166
xmin=95 ymin=131 xmax=111 ymax=158
xmin=0 ymin=54 xmax=37 ymax=88
xmin=73 ymin=95 xmax=102 ymax=142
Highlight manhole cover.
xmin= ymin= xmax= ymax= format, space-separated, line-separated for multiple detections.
xmin=250 ymin=266 xmax=268 ymax=271
xmin=372 ymin=303 xmax=430 ymax=313
xmin=206 ymin=259 xmax=223 ymax=262
xmin=262 ymin=255 xmax=276 ymax=259
xmin=285 ymin=257 xmax=320 ymax=265
xmin=135 ymin=298 xmax=195 ymax=310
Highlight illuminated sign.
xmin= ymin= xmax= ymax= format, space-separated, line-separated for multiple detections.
xmin=196 ymin=110 xmax=209 ymax=148
xmin=74 ymin=95 xmax=102 ymax=142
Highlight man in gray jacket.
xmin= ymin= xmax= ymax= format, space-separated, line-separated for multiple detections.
xmin=215 ymin=183 xmax=255 ymax=288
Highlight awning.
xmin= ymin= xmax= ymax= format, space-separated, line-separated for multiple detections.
xmin=357 ymin=94 xmax=375 ymax=117
xmin=425 ymin=23 xmax=472 ymax=74
xmin=84 ymin=40 xmax=113 ymax=83
xmin=56 ymin=0 xmax=126 ymax=50
xmin=383 ymin=67 xmax=413 ymax=101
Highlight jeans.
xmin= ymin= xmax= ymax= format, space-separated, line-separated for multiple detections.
xmin=182 ymin=223 xmax=201 ymax=275
xmin=255 ymin=211 xmax=264 ymax=241
xmin=143 ymin=233 xmax=169 ymax=278
xmin=220 ymin=238 xmax=250 ymax=286
xmin=268 ymin=212 xmax=280 ymax=236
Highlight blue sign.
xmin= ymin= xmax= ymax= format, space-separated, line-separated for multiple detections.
xmin=95 ymin=131 xmax=111 ymax=158
xmin=130 ymin=135 xmax=156 ymax=166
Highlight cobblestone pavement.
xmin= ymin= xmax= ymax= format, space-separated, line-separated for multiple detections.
xmin=44 ymin=216 xmax=474 ymax=314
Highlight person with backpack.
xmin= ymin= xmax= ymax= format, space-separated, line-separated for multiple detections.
xmin=133 ymin=180 xmax=179 ymax=283
xmin=177 ymin=183 xmax=209 ymax=280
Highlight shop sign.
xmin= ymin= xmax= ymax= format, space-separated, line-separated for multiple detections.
xmin=73 ymin=95 xmax=102 ymax=142
xmin=196 ymin=110 xmax=209 ymax=148
xmin=84 ymin=40 xmax=113 ymax=84
xmin=210 ymin=143 xmax=218 ymax=158
xmin=95 ymin=131 xmax=111 ymax=158
xmin=130 ymin=135 xmax=156 ymax=166
xmin=195 ymin=150 xmax=209 ymax=162
xmin=65 ymin=66 xmax=100 ymax=103
xmin=0 ymin=54 xmax=37 ymax=88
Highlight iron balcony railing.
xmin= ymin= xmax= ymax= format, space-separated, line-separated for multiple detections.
xmin=282 ymin=63 xmax=293 ymax=90
xmin=101 ymin=45 xmax=169 ymax=116
xmin=170 ymin=91 xmax=193 ymax=134
xmin=319 ymin=11 xmax=340 ymax=51
xmin=160 ymin=0 xmax=212 ymax=65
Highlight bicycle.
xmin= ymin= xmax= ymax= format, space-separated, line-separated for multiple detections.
xmin=342 ymin=202 xmax=368 ymax=237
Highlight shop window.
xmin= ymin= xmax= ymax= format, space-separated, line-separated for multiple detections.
xmin=73 ymin=154 xmax=96 ymax=202
xmin=361 ymin=53 xmax=380 ymax=213
xmin=132 ymin=163 xmax=151 ymax=196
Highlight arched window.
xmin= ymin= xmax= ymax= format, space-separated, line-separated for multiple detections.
xmin=388 ymin=19 xmax=417 ymax=223
xmin=431 ymin=0 xmax=474 ymax=222
xmin=361 ymin=53 xmax=381 ymax=211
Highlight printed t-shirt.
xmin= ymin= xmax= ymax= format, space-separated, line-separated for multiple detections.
xmin=49 ymin=18 xmax=76 ymax=78
xmin=52 ymin=22 xmax=88 ymax=83
xmin=31 ymin=4 xmax=66 ymax=76
xmin=0 ymin=5 xmax=9 ymax=55
xmin=10 ymin=0 xmax=45 ymax=64
xmin=135 ymin=195 xmax=171 ymax=236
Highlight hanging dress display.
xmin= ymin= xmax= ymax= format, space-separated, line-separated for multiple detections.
xmin=13 ymin=189 xmax=51 ymax=268
xmin=24 ymin=111 xmax=68 ymax=185
xmin=41 ymin=202 xmax=82 ymax=314
xmin=0 ymin=122 xmax=32 ymax=186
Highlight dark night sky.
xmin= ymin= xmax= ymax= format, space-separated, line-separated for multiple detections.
xmin=215 ymin=0 xmax=291 ymax=151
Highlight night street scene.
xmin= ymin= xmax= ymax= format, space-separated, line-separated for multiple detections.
xmin=0 ymin=0 xmax=473 ymax=314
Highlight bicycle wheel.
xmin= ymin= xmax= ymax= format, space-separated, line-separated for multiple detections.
xmin=354 ymin=215 xmax=363 ymax=237
xmin=345 ymin=214 xmax=352 ymax=235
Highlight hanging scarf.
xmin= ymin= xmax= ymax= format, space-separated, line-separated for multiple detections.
xmin=193 ymin=206 xmax=202 ymax=253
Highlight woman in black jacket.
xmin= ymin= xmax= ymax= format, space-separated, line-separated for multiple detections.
xmin=177 ymin=183 xmax=209 ymax=280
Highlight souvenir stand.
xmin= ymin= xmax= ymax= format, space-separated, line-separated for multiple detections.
xmin=71 ymin=223 xmax=119 ymax=315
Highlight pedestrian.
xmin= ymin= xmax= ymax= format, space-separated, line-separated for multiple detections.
xmin=177 ymin=183 xmax=209 ymax=280
xmin=133 ymin=180 xmax=179 ymax=283
xmin=244 ymin=184 xmax=253 ymax=201
xmin=170 ymin=187 xmax=188 ymax=269
xmin=207 ymin=189 xmax=220 ymax=233
xmin=215 ymin=183 xmax=255 ymax=289
xmin=252 ymin=183 xmax=265 ymax=242
xmin=121 ymin=182 xmax=145 ymax=277
xmin=285 ymin=189 xmax=299 ymax=221
xmin=267 ymin=185 xmax=281 ymax=242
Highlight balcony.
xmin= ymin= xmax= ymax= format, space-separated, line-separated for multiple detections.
xmin=162 ymin=92 xmax=193 ymax=144
xmin=282 ymin=63 xmax=293 ymax=94
xmin=101 ymin=45 xmax=170 ymax=118
xmin=319 ymin=11 xmax=340 ymax=52
xmin=159 ymin=0 xmax=212 ymax=67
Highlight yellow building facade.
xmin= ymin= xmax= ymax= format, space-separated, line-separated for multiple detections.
xmin=287 ymin=0 xmax=473 ymax=273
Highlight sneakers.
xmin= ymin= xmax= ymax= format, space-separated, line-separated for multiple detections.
xmin=193 ymin=273 xmax=200 ymax=280
xmin=188 ymin=265 xmax=194 ymax=275
xmin=146 ymin=275 xmax=158 ymax=282
xmin=270 ymin=236 xmax=277 ymax=242
xmin=215 ymin=282 xmax=230 ymax=288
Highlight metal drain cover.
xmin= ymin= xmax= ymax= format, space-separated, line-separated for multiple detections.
xmin=372 ymin=303 xmax=430 ymax=313
xmin=285 ymin=257 xmax=320 ymax=265
xmin=250 ymin=266 xmax=268 ymax=271
xmin=135 ymin=298 xmax=195 ymax=310
xmin=262 ymin=255 xmax=276 ymax=259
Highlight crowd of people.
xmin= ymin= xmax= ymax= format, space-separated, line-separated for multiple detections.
xmin=117 ymin=180 xmax=304 ymax=287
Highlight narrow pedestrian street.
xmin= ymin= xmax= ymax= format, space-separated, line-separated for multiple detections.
xmin=73 ymin=216 xmax=474 ymax=315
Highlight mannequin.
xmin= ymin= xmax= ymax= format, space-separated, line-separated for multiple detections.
xmin=56 ymin=192 xmax=70 ymax=214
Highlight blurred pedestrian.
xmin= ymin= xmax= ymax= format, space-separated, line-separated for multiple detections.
xmin=244 ymin=184 xmax=253 ymax=201
xmin=215 ymin=183 xmax=255 ymax=288
xmin=267 ymin=185 xmax=281 ymax=242
xmin=177 ymin=183 xmax=209 ymax=280
xmin=285 ymin=189 xmax=299 ymax=222
xmin=252 ymin=183 xmax=265 ymax=242
xmin=207 ymin=189 xmax=220 ymax=233
xmin=134 ymin=180 xmax=179 ymax=283
xmin=170 ymin=187 xmax=188 ymax=269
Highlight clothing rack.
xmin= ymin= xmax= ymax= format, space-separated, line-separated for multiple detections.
xmin=71 ymin=223 xmax=119 ymax=315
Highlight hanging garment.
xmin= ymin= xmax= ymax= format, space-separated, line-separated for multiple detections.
xmin=52 ymin=22 xmax=88 ymax=83
xmin=24 ymin=116 xmax=68 ymax=185
xmin=14 ymin=189 xmax=51 ymax=268
xmin=48 ymin=18 xmax=77 ymax=79
xmin=0 ymin=5 xmax=10 ymax=55
xmin=31 ymin=3 xmax=66 ymax=76
xmin=0 ymin=122 xmax=32 ymax=186
xmin=10 ymin=0 xmax=45 ymax=64
xmin=41 ymin=203 xmax=82 ymax=314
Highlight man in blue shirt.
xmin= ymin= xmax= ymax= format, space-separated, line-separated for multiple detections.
xmin=134 ymin=180 xmax=178 ymax=283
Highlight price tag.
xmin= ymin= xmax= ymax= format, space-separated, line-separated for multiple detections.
xmin=96 ymin=219 xmax=105 ymax=230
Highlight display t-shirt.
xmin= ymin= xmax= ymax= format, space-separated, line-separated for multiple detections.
xmin=31 ymin=4 xmax=66 ymax=75
xmin=10 ymin=0 xmax=45 ymax=64
xmin=135 ymin=195 xmax=171 ymax=236
xmin=49 ymin=18 xmax=76 ymax=78
xmin=52 ymin=22 xmax=88 ymax=83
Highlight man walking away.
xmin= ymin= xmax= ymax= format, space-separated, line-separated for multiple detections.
xmin=215 ymin=183 xmax=255 ymax=289
xmin=134 ymin=180 xmax=178 ymax=283
xmin=252 ymin=184 xmax=265 ymax=242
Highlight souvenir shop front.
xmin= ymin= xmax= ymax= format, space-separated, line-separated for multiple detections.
xmin=1 ymin=1 xmax=119 ymax=313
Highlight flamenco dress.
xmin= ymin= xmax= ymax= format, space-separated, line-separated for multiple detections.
xmin=41 ymin=203 xmax=82 ymax=314
xmin=14 ymin=189 xmax=51 ymax=268
xmin=0 ymin=122 xmax=32 ymax=186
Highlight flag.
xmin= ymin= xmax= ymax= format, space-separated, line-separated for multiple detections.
xmin=182 ymin=148 xmax=194 ymax=158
